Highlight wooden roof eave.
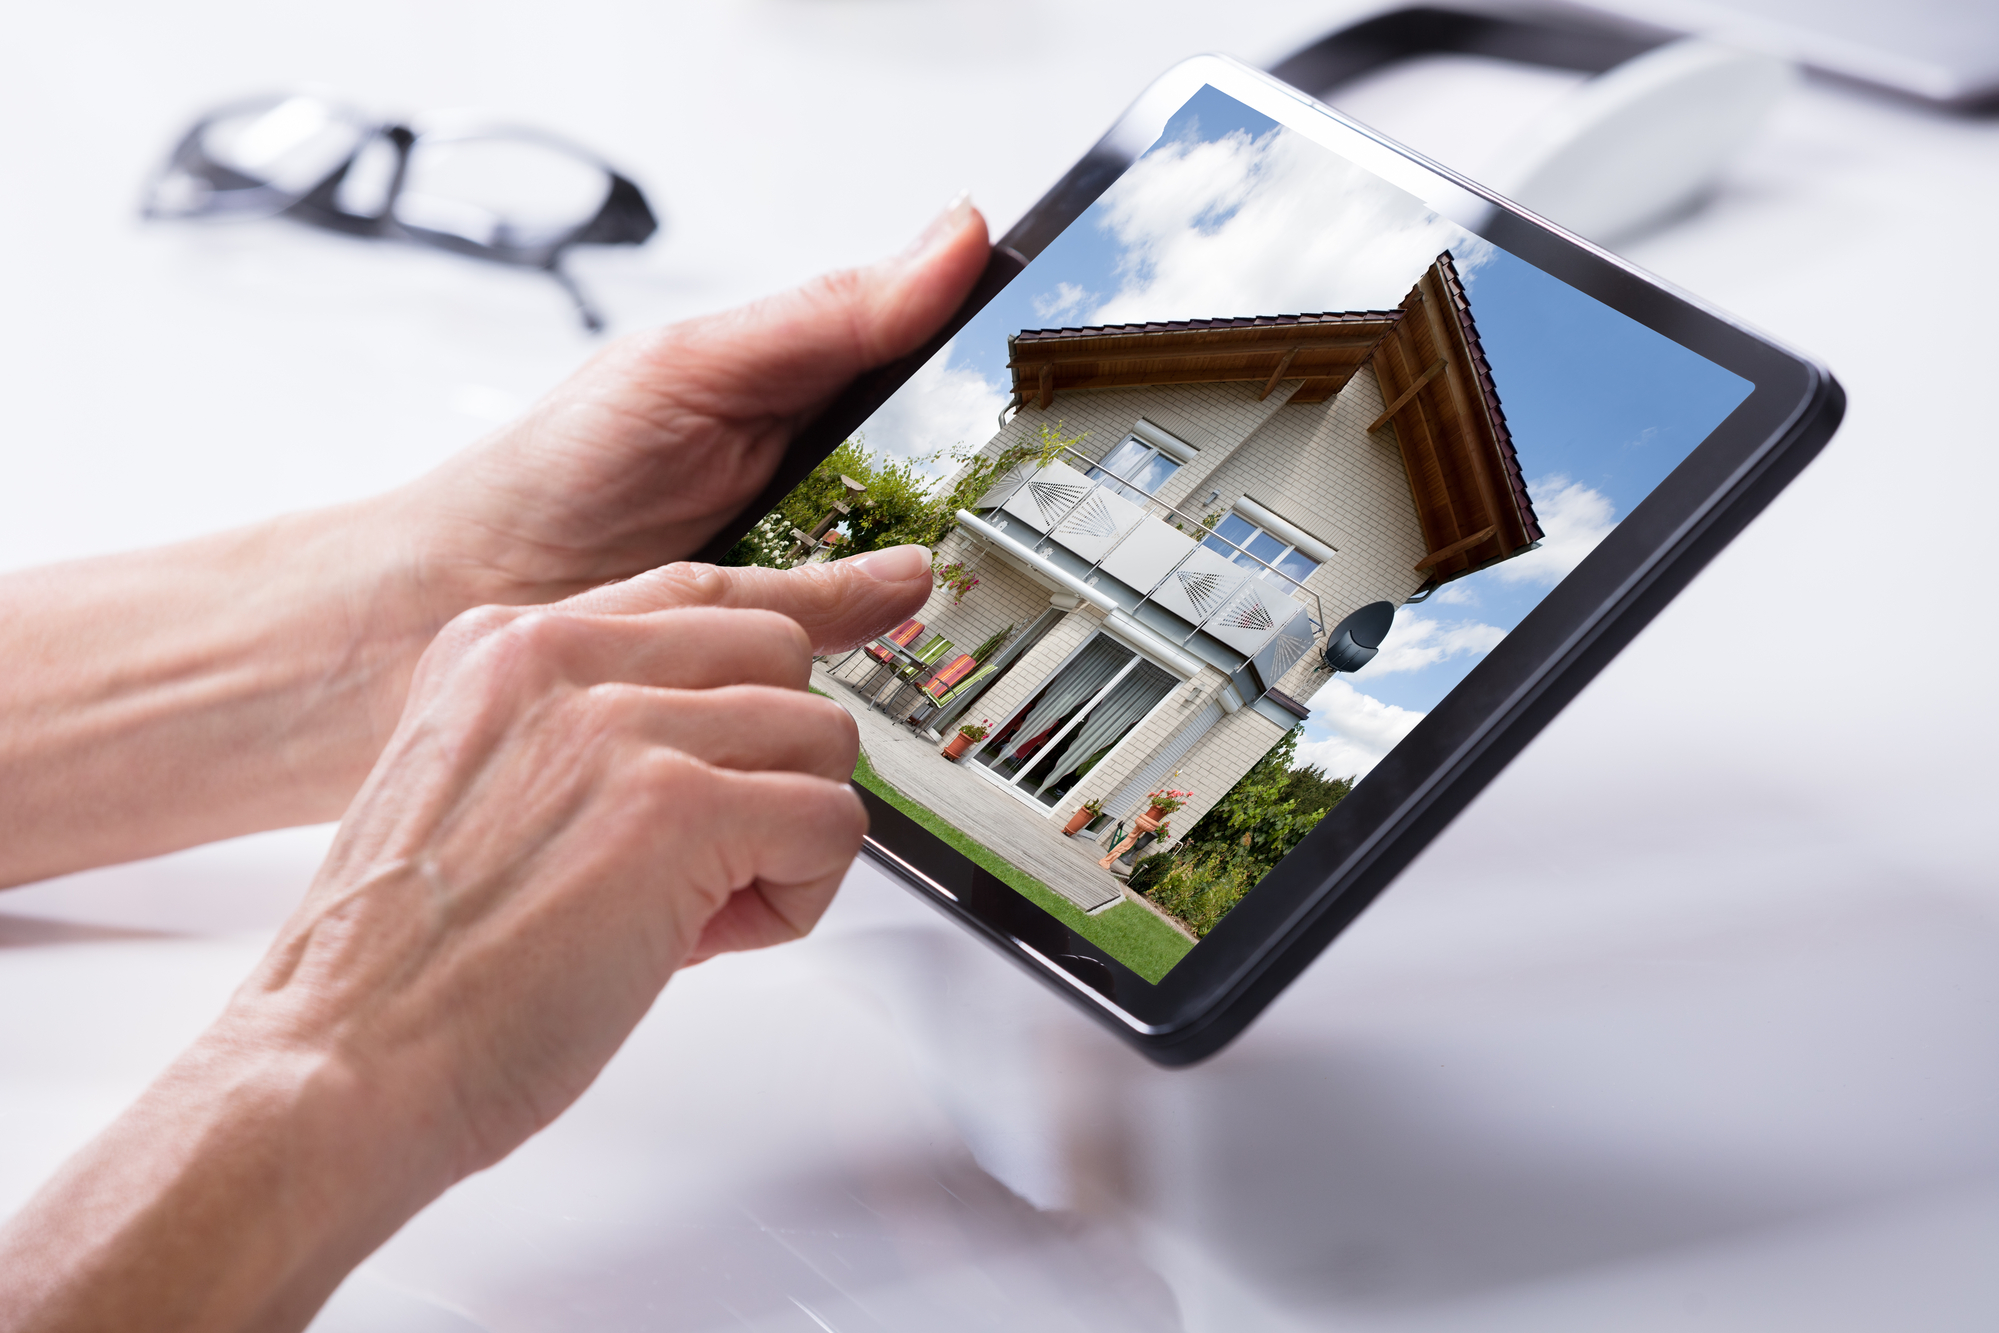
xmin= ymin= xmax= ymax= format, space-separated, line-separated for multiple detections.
xmin=1369 ymin=255 xmax=1542 ymax=587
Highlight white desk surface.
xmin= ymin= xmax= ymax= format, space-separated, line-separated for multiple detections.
xmin=3 ymin=4 xmax=1996 ymax=1329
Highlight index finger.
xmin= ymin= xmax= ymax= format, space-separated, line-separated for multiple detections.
xmin=563 ymin=545 xmax=933 ymax=653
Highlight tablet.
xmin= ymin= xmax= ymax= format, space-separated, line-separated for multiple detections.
xmin=700 ymin=54 xmax=1843 ymax=1065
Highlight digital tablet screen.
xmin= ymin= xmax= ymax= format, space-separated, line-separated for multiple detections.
xmin=727 ymin=84 xmax=1751 ymax=984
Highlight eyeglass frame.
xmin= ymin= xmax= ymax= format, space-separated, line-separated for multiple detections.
xmin=143 ymin=95 xmax=660 ymax=332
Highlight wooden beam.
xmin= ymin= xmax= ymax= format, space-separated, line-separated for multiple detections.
xmin=1036 ymin=363 xmax=1053 ymax=410
xmin=1015 ymin=365 xmax=1359 ymax=394
xmin=1379 ymin=333 xmax=1461 ymax=548
xmin=1286 ymin=377 xmax=1344 ymax=404
xmin=1010 ymin=334 xmax=1393 ymax=369
xmin=1368 ymin=357 xmax=1445 ymax=431
xmin=1414 ymin=526 xmax=1496 ymax=572
xmin=1416 ymin=268 xmax=1511 ymax=548
xmin=1258 ymin=347 xmax=1300 ymax=401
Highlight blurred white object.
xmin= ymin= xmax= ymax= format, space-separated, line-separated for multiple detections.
xmin=1487 ymin=37 xmax=1797 ymax=242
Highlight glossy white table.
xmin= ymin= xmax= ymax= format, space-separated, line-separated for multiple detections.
xmin=3 ymin=3 xmax=1996 ymax=1327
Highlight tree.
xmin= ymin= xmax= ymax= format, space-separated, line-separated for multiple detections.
xmin=1138 ymin=728 xmax=1356 ymax=936
xmin=720 ymin=424 xmax=1090 ymax=569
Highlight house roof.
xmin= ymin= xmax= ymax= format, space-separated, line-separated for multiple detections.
xmin=1433 ymin=252 xmax=1538 ymax=560
xmin=1370 ymin=253 xmax=1542 ymax=584
xmin=1008 ymin=310 xmax=1403 ymax=409
xmin=1004 ymin=253 xmax=1540 ymax=587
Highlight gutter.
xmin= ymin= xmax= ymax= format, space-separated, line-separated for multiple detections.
xmin=956 ymin=509 xmax=1236 ymax=708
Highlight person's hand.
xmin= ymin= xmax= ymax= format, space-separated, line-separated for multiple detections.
xmin=0 ymin=194 xmax=988 ymax=892
xmin=264 ymin=548 xmax=934 ymax=1165
xmin=0 ymin=548 xmax=932 ymax=1332
xmin=403 ymin=195 xmax=989 ymax=607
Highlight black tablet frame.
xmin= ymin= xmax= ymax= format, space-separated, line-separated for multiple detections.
xmin=693 ymin=55 xmax=1844 ymax=1066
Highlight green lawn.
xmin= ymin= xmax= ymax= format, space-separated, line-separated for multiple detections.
xmin=848 ymin=747 xmax=1194 ymax=983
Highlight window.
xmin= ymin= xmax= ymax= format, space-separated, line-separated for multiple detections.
xmin=1203 ymin=512 xmax=1320 ymax=592
xmin=1087 ymin=433 xmax=1180 ymax=503
xmin=976 ymin=634 xmax=1179 ymax=807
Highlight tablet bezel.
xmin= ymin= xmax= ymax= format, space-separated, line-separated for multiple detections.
xmin=696 ymin=54 xmax=1844 ymax=1065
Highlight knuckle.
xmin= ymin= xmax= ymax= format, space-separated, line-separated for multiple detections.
xmin=451 ymin=603 xmax=522 ymax=640
xmin=496 ymin=608 xmax=578 ymax=658
xmin=650 ymin=562 xmax=730 ymax=606
xmin=631 ymin=745 xmax=712 ymax=813
xmin=576 ymin=680 xmax=645 ymax=731
xmin=810 ymin=265 xmax=870 ymax=313
xmin=740 ymin=608 xmax=812 ymax=665
xmin=429 ymin=603 xmax=522 ymax=662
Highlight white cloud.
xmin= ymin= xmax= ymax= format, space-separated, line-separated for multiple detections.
xmin=1489 ymin=474 xmax=1617 ymax=586
xmin=854 ymin=338 xmax=1009 ymax=481
xmin=1087 ymin=125 xmax=1493 ymax=326
xmin=1430 ymin=580 xmax=1479 ymax=606
xmin=1297 ymin=678 xmax=1426 ymax=779
xmin=1354 ymin=611 xmax=1508 ymax=678
xmin=1031 ymin=282 xmax=1091 ymax=323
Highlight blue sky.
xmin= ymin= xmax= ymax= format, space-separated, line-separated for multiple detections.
xmin=1328 ymin=245 xmax=1753 ymax=722
xmin=858 ymin=85 xmax=1751 ymax=780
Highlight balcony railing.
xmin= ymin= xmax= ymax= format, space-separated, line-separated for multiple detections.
xmin=972 ymin=443 xmax=1327 ymax=694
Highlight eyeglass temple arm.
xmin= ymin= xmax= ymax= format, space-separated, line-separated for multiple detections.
xmin=547 ymin=173 xmax=655 ymax=333
xmin=547 ymin=261 xmax=605 ymax=334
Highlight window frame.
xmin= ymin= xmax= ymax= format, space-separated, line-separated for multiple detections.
xmin=1205 ymin=511 xmax=1321 ymax=593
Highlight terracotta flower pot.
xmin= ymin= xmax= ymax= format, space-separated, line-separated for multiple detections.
xmin=941 ymin=732 xmax=976 ymax=761
xmin=1063 ymin=808 xmax=1095 ymax=836
xmin=1144 ymin=804 xmax=1170 ymax=823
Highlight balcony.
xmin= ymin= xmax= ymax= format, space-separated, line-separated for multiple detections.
xmin=966 ymin=449 xmax=1325 ymax=695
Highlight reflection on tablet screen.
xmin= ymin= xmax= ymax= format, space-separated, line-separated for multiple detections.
xmin=731 ymin=85 xmax=1751 ymax=984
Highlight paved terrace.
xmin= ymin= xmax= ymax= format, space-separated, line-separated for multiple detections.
xmin=814 ymin=662 xmax=1134 ymax=914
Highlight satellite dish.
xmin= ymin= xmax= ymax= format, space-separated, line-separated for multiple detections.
xmin=1322 ymin=601 xmax=1396 ymax=674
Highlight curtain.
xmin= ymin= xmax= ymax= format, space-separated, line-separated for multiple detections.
xmin=1032 ymin=660 xmax=1177 ymax=797
xmin=998 ymin=636 xmax=1131 ymax=766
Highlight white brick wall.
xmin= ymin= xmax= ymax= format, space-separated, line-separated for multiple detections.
xmin=1154 ymin=704 xmax=1290 ymax=845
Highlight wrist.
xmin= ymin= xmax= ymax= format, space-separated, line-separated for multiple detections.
xmin=0 ymin=1022 xmax=454 ymax=1333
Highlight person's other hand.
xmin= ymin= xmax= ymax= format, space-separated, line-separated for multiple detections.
xmin=405 ymin=196 xmax=988 ymax=607
xmin=0 ymin=548 xmax=932 ymax=1331
xmin=260 ymin=549 xmax=932 ymax=1168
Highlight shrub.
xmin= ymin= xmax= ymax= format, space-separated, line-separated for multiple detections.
xmin=1141 ymin=853 xmax=1259 ymax=938
xmin=1127 ymin=852 xmax=1173 ymax=896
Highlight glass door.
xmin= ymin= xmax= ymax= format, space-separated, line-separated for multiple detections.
xmin=976 ymin=635 xmax=1180 ymax=807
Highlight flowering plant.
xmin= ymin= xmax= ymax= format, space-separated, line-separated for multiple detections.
xmin=957 ymin=719 xmax=990 ymax=742
xmin=1146 ymin=787 xmax=1193 ymax=815
xmin=1081 ymin=797 xmax=1103 ymax=815
xmin=933 ymin=558 xmax=980 ymax=605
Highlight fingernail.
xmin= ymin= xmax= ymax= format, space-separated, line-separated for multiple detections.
xmin=900 ymin=191 xmax=974 ymax=261
xmin=846 ymin=544 xmax=930 ymax=582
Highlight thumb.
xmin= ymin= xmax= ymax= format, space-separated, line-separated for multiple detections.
xmin=564 ymin=545 xmax=934 ymax=653
xmin=600 ymin=196 xmax=990 ymax=424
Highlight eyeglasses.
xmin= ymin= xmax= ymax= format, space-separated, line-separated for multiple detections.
xmin=142 ymin=93 xmax=660 ymax=332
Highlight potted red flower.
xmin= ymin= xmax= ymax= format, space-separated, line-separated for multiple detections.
xmin=1063 ymin=797 xmax=1103 ymax=837
xmin=1144 ymin=787 xmax=1192 ymax=822
xmin=941 ymin=719 xmax=988 ymax=761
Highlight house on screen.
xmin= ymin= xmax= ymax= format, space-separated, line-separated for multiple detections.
xmin=833 ymin=252 xmax=1542 ymax=845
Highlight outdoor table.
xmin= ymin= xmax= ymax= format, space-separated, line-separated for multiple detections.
xmin=865 ymin=637 xmax=936 ymax=713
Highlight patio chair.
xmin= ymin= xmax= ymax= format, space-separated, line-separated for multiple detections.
xmin=908 ymin=660 xmax=995 ymax=730
xmin=849 ymin=618 xmax=923 ymax=698
xmin=879 ymin=639 xmax=956 ymax=715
